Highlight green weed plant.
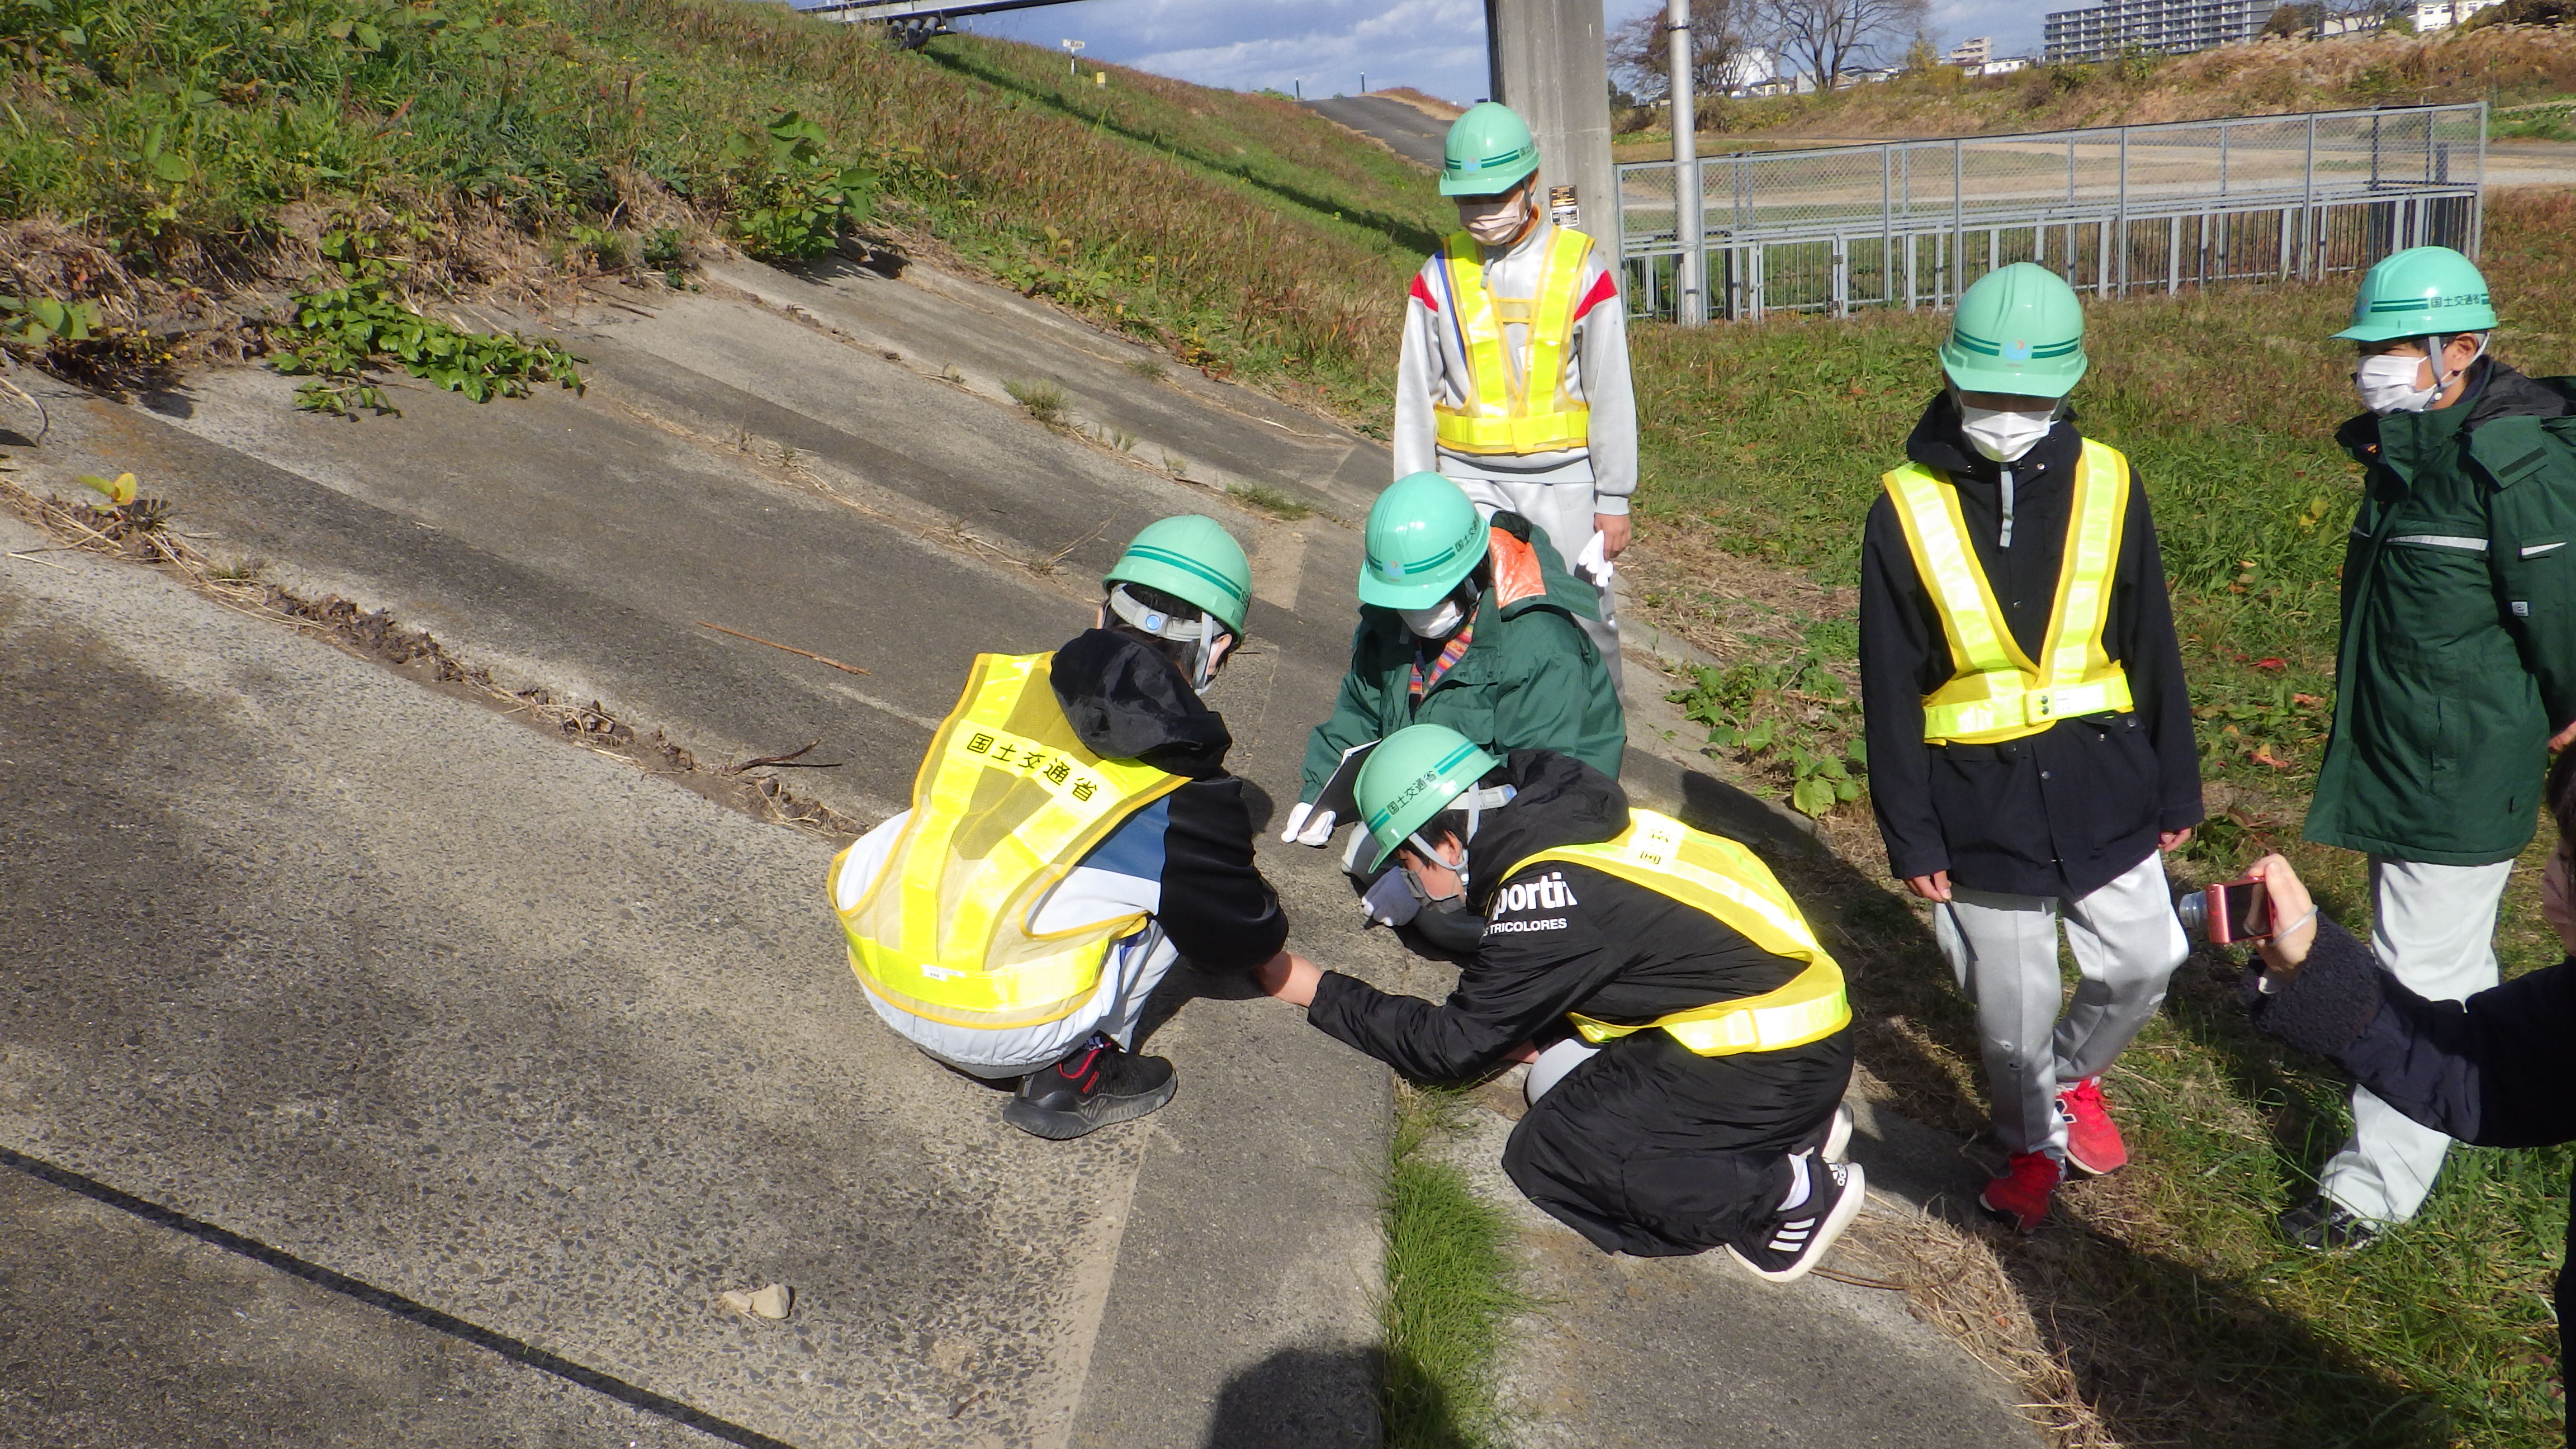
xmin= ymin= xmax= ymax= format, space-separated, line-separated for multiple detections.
xmin=272 ymin=228 xmax=582 ymax=414
xmin=722 ymin=108 xmax=875 ymax=261
xmin=1668 ymin=652 xmax=1867 ymax=818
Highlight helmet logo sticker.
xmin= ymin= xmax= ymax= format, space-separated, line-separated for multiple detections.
xmin=2002 ymin=339 xmax=2033 ymax=362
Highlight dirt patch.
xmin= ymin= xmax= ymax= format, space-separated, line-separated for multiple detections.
xmin=0 ymin=472 xmax=866 ymax=843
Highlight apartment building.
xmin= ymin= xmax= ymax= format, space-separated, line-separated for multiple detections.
xmin=2043 ymin=0 xmax=2275 ymax=62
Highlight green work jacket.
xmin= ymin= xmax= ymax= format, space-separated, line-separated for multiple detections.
xmin=1298 ymin=516 xmax=1625 ymax=802
xmin=2307 ymin=364 xmax=2576 ymax=864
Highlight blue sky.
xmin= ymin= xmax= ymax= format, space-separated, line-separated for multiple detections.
xmin=962 ymin=1 xmax=2051 ymax=103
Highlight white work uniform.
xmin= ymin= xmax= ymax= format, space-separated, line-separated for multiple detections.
xmin=1933 ymin=851 xmax=2191 ymax=1161
xmin=1394 ymin=216 xmax=1637 ymax=688
xmin=831 ymin=807 xmax=1177 ymax=1078
xmin=2315 ymin=856 xmax=2513 ymax=1224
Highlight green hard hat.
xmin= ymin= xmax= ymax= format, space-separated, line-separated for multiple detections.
xmin=2333 ymin=245 xmax=2498 ymax=343
xmin=1939 ymin=263 xmax=2089 ymax=399
xmin=1104 ymin=515 xmax=1252 ymax=637
xmin=1361 ymin=472 xmax=1489 ymax=608
xmin=1442 ymin=102 xmax=1540 ymax=198
xmin=1356 ymin=723 xmax=1502 ymax=870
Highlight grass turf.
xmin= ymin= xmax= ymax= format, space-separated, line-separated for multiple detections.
xmin=1382 ymin=1083 xmax=1526 ymax=1449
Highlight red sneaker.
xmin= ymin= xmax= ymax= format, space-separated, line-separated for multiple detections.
xmin=2057 ymin=1076 xmax=2129 ymax=1177
xmin=1979 ymin=1152 xmax=2063 ymax=1233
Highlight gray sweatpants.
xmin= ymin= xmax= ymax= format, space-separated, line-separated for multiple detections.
xmin=1935 ymin=852 xmax=2190 ymax=1161
xmin=1447 ymin=470 xmax=1622 ymax=693
xmin=2316 ymin=856 xmax=2513 ymax=1224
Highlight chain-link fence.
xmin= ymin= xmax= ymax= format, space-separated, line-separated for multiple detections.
xmin=1618 ymin=103 xmax=2485 ymax=321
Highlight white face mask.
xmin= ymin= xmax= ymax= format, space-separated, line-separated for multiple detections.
xmin=2356 ymin=352 xmax=2440 ymax=415
xmin=1958 ymin=402 xmax=2055 ymax=463
xmin=1458 ymin=191 xmax=1531 ymax=247
xmin=1398 ymin=594 xmax=1467 ymax=640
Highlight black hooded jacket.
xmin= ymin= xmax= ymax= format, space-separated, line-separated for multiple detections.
xmin=1306 ymin=751 xmax=1851 ymax=1256
xmin=1050 ymin=628 xmax=1286 ymax=973
xmin=1858 ymin=394 xmax=2203 ymax=899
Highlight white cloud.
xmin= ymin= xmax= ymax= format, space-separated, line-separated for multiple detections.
xmin=974 ymin=0 xmax=1494 ymax=101
xmin=966 ymin=0 xmax=2053 ymax=102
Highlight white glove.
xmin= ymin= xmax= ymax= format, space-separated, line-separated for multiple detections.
xmin=1574 ymin=529 xmax=1616 ymax=587
xmin=1280 ymin=803 xmax=1337 ymax=846
xmin=1360 ymin=869 xmax=1423 ymax=928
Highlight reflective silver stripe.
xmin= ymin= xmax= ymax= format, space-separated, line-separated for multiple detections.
xmin=2388 ymin=534 xmax=2490 ymax=552
xmin=2523 ymin=541 xmax=2567 ymax=557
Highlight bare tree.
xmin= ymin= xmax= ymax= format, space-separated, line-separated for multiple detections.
xmin=1759 ymin=0 xmax=1926 ymax=89
xmin=1607 ymin=3 xmax=1763 ymax=103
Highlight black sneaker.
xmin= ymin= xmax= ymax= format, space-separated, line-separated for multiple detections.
xmin=2276 ymin=1195 xmax=2384 ymax=1253
xmin=1000 ymin=1034 xmax=1176 ymax=1141
xmin=1728 ymin=1157 xmax=1867 ymax=1284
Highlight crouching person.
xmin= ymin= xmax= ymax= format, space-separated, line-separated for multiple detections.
xmin=1282 ymin=471 xmax=1623 ymax=951
xmin=1257 ymin=724 xmax=1863 ymax=1277
xmin=831 ymin=517 xmax=1287 ymax=1139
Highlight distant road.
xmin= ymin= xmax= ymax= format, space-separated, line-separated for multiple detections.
xmin=1304 ymin=95 xmax=1445 ymax=169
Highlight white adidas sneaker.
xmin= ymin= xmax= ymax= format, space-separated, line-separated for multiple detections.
xmin=1727 ymin=1157 xmax=1867 ymax=1285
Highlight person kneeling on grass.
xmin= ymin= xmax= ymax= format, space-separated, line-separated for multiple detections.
xmin=829 ymin=517 xmax=1287 ymax=1140
xmin=2238 ymin=755 xmax=2576 ymax=1433
xmin=1256 ymin=724 xmax=1863 ymax=1278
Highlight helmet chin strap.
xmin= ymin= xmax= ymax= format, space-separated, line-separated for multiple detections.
xmin=2425 ymin=332 xmax=2487 ymax=396
xmin=1108 ymin=584 xmax=1227 ymax=691
xmin=1403 ymin=783 xmax=1516 ymax=896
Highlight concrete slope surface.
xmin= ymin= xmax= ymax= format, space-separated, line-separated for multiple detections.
xmin=1305 ymin=96 xmax=1451 ymax=170
xmin=0 ymin=518 xmax=1133 ymax=1448
xmin=0 ymin=244 xmax=2042 ymax=1446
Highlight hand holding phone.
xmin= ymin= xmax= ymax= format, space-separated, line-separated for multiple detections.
xmin=2176 ymin=878 xmax=2274 ymax=943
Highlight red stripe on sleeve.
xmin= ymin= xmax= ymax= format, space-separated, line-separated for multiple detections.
xmin=1409 ymin=272 xmax=1439 ymax=313
xmin=1570 ymin=269 xmax=1620 ymax=321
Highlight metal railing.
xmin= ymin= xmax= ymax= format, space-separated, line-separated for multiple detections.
xmin=1616 ymin=103 xmax=2486 ymax=322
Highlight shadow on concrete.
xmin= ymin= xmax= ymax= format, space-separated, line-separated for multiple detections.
xmin=1199 ymin=1345 xmax=1389 ymax=1449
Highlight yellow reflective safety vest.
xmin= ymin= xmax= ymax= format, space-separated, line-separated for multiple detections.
xmin=1502 ymin=810 xmax=1850 ymax=1057
xmin=1882 ymin=439 xmax=2135 ymax=746
xmin=1433 ymin=225 xmax=1596 ymax=457
xmin=832 ymin=652 xmax=1187 ymax=1031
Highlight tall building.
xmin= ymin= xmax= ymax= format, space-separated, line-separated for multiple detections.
xmin=2043 ymin=0 xmax=2274 ymax=62
xmin=1947 ymin=35 xmax=1994 ymax=65
xmin=2412 ymin=0 xmax=2501 ymax=29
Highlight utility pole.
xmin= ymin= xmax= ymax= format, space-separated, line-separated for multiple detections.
xmin=1668 ymin=0 xmax=1707 ymax=324
xmin=1482 ymin=0 xmax=1616 ymax=237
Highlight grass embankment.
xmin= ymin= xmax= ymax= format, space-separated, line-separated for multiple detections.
xmin=1629 ymin=186 xmax=2576 ymax=1446
xmin=0 ymin=0 xmax=1445 ymax=419
xmin=1615 ymin=25 xmax=2576 ymax=152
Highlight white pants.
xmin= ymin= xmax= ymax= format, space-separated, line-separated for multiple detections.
xmin=1934 ymin=853 xmax=2190 ymax=1161
xmin=860 ymin=929 xmax=1177 ymax=1079
xmin=2317 ymin=857 xmax=2512 ymax=1224
xmin=1447 ymin=471 xmax=1622 ymax=693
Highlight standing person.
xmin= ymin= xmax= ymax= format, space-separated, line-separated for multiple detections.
xmin=829 ymin=517 xmax=1289 ymax=1140
xmin=1395 ymin=101 xmax=1636 ymax=686
xmin=1257 ymin=725 xmax=1864 ymax=1278
xmin=1858 ymin=262 xmax=2203 ymax=1232
xmin=2286 ymin=245 xmax=2576 ymax=1251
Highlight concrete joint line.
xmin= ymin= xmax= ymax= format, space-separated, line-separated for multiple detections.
xmin=0 ymin=1142 xmax=806 ymax=1449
